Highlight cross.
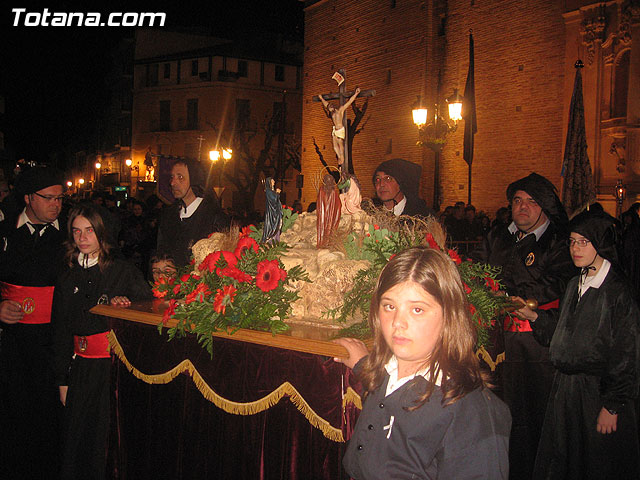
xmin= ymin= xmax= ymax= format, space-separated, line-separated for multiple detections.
xmin=313 ymin=69 xmax=375 ymax=176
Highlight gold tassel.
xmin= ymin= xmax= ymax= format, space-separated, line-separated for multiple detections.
xmin=476 ymin=346 xmax=505 ymax=372
xmin=108 ymin=331 xmax=345 ymax=442
xmin=342 ymin=387 xmax=362 ymax=410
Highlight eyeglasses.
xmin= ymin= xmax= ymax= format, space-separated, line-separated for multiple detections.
xmin=567 ymin=238 xmax=591 ymax=247
xmin=374 ymin=175 xmax=394 ymax=185
xmin=32 ymin=192 xmax=65 ymax=202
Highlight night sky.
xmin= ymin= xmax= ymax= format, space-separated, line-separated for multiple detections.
xmin=0 ymin=1 xmax=304 ymax=168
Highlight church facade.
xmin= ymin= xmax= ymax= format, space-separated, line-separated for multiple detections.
xmin=301 ymin=0 xmax=640 ymax=217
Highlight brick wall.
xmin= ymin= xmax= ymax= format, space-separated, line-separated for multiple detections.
xmin=302 ymin=0 xmax=567 ymax=218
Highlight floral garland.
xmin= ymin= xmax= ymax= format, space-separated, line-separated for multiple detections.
xmin=153 ymin=207 xmax=309 ymax=355
xmin=328 ymin=224 xmax=511 ymax=351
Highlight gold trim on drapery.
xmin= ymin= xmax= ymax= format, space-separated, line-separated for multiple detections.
xmin=476 ymin=346 xmax=505 ymax=371
xmin=107 ymin=331 xmax=359 ymax=443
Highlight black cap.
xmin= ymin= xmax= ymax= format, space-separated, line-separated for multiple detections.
xmin=15 ymin=166 xmax=65 ymax=196
xmin=174 ymin=158 xmax=206 ymax=197
xmin=507 ymin=173 xmax=568 ymax=227
xmin=569 ymin=207 xmax=619 ymax=265
xmin=372 ymin=158 xmax=422 ymax=202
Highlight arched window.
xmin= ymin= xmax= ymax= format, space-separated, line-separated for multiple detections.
xmin=612 ymin=49 xmax=630 ymax=119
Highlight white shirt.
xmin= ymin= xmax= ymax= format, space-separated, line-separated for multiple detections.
xmin=578 ymin=258 xmax=611 ymax=298
xmin=384 ymin=196 xmax=407 ymax=217
xmin=179 ymin=196 xmax=203 ymax=220
xmin=384 ymin=355 xmax=442 ymax=397
xmin=508 ymin=218 xmax=550 ymax=242
xmin=16 ymin=208 xmax=60 ymax=235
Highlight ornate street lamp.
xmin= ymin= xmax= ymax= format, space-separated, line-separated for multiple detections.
xmin=615 ymin=179 xmax=626 ymax=218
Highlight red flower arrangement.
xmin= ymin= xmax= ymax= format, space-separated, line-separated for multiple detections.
xmin=154 ymin=221 xmax=309 ymax=355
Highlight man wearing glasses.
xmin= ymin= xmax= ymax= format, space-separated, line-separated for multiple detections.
xmin=470 ymin=172 xmax=577 ymax=480
xmin=0 ymin=165 xmax=66 ymax=478
xmin=372 ymin=158 xmax=433 ymax=219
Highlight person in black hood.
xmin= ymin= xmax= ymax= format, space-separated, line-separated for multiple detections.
xmin=515 ymin=207 xmax=640 ymax=480
xmin=372 ymin=158 xmax=434 ymax=218
xmin=470 ymin=172 xmax=578 ymax=480
xmin=157 ymin=158 xmax=228 ymax=267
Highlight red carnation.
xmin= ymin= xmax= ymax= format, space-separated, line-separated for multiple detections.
xmin=152 ymin=277 xmax=168 ymax=298
xmin=162 ymin=299 xmax=177 ymax=325
xmin=213 ymin=285 xmax=237 ymax=314
xmin=180 ymin=274 xmax=191 ymax=282
xmin=219 ymin=265 xmax=253 ymax=283
xmin=447 ymin=249 xmax=462 ymax=265
xmin=239 ymin=225 xmax=255 ymax=238
xmin=468 ymin=304 xmax=477 ymax=316
xmin=172 ymin=284 xmax=181 ymax=295
xmin=425 ymin=233 xmax=439 ymax=250
xmin=256 ymin=259 xmax=284 ymax=292
xmin=234 ymin=236 xmax=259 ymax=258
xmin=374 ymin=224 xmax=380 ymax=230
xmin=199 ymin=250 xmax=237 ymax=274
xmin=463 ymin=283 xmax=472 ymax=295
xmin=484 ymin=276 xmax=500 ymax=292
xmin=185 ymin=282 xmax=211 ymax=304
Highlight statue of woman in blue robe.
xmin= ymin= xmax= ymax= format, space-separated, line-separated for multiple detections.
xmin=262 ymin=177 xmax=282 ymax=244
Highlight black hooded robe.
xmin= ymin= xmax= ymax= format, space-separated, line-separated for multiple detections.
xmin=531 ymin=267 xmax=640 ymax=479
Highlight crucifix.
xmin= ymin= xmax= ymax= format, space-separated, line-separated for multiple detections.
xmin=313 ymin=69 xmax=375 ymax=176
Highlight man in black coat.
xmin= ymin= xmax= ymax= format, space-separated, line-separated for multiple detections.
xmin=0 ymin=165 xmax=67 ymax=478
xmin=470 ymin=172 xmax=577 ymax=480
xmin=157 ymin=158 xmax=228 ymax=267
xmin=372 ymin=158 xmax=434 ymax=218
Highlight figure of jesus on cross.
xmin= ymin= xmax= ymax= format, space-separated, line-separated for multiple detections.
xmin=314 ymin=69 xmax=374 ymax=176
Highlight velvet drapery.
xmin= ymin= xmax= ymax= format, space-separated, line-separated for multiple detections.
xmin=106 ymin=318 xmax=361 ymax=479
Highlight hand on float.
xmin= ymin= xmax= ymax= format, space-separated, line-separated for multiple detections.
xmin=110 ymin=296 xmax=131 ymax=307
xmin=597 ymin=407 xmax=617 ymax=434
xmin=333 ymin=337 xmax=368 ymax=370
xmin=0 ymin=300 xmax=24 ymax=324
xmin=510 ymin=296 xmax=538 ymax=322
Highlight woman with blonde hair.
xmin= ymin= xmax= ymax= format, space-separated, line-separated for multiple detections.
xmin=335 ymin=247 xmax=511 ymax=479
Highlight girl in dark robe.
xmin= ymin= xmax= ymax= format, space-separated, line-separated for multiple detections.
xmin=262 ymin=177 xmax=282 ymax=244
xmin=53 ymin=204 xmax=151 ymax=479
xmin=515 ymin=209 xmax=640 ymax=479
xmin=334 ymin=248 xmax=511 ymax=479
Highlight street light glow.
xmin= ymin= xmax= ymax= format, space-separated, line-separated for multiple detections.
xmin=79 ymin=178 xmax=85 ymax=185
xmin=95 ymin=162 xmax=102 ymax=169
xmin=125 ymin=158 xmax=132 ymax=167
xmin=209 ymin=150 xmax=221 ymax=162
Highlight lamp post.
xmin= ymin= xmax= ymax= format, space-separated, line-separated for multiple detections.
xmin=615 ymin=179 xmax=626 ymax=219
xmin=209 ymin=147 xmax=232 ymax=204
xmin=412 ymin=91 xmax=463 ymax=211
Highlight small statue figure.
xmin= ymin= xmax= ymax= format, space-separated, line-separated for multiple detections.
xmin=317 ymin=174 xmax=342 ymax=248
xmin=338 ymin=174 xmax=362 ymax=214
xmin=262 ymin=177 xmax=283 ymax=244
xmin=319 ymin=87 xmax=361 ymax=168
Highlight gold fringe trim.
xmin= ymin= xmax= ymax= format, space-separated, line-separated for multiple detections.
xmin=342 ymin=386 xmax=362 ymax=410
xmin=107 ymin=331 xmax=345 ymax=442
xmin=476 ymin=346 xmax=505 ymax=372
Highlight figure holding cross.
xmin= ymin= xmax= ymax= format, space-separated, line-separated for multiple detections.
xmin=319 ymin=87 xmax=360 ymax=168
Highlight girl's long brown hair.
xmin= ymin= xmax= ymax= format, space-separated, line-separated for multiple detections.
xmin=64 ymin=204 xmax=113 ymax=271
xmin=358 ymin=247 xmax=488 ymax=408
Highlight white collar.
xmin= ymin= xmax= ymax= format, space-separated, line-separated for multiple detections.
xmin=508 ymin=218 xmax=550 ymax=241
xmin=179 ymin=196 xmax=203 ymax=219
xmin=578 ymin=259 xmax=610 ymax=297
xmin=384 ymin=355 xmax=441 ymax=397
xmin=16 ymin=208 xmax=60 ymax=235
xmin=384 ymin=196 xmax=407 ymax=217
xmin=78 ymin=252 xmax=99 ymax=269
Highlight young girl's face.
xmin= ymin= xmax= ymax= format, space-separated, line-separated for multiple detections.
xmin=379 ymin=280 xmax=444 ymax=378
xmin=72 ymin=215 xmax=100 ymax=258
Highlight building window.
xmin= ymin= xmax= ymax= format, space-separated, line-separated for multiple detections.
xmin=275 ymin=65 xmax=284 ymax=82
xmin=187 ymin=99 xmax=199 ymax=130
xmin=191 ymin=60 xmax=198 ymax=76
xmin=163 ymin=63 xmax=171 ymax=79
xmin=235 ymin=99 xmax=251 ymax=130
xmin=159 ymin=100 xmax=170 ymax=131
xmin=238 ymin=60 xmax=248 ymax=78
xmin=613 ymin=50 xmax=630 ymax=119
xmin=147 ymin=64 xmax=159 ymax=86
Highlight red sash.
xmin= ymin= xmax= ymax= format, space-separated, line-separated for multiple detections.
xmin=0 ymin=282 xmax=54 ymax=324
xmin=504 ymin=299 xmax=559 ymax=332
xmin=74 ymin=332 xmax=110 ymax=359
